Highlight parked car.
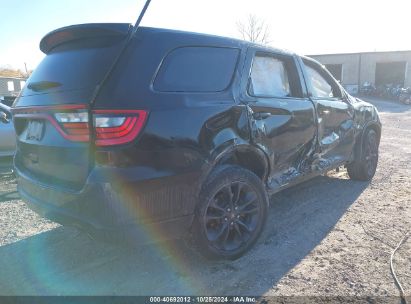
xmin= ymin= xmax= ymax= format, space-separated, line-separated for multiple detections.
xmin=0 ymin=102 xmax=16 ymax=157
xmin=12 ymin=24 xmax=381 ymax=259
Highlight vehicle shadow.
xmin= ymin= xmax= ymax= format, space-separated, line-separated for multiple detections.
xmin=0 ymin=173 xmax=368 ymax=296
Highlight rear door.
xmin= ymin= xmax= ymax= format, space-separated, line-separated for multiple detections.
xmin=241 ymin=48 xmax=317 ymax=185
xmin=299 ymin=57 xmax=355 ymax=163
xmin=12 ymin=24 xmax=131 ymax=191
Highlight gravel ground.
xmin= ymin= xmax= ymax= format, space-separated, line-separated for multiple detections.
xmin=0 ymin=98 xmax=410 ymax=301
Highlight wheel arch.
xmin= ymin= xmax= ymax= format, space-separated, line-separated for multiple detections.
xmin=213 ymin=144 xmax=270 ymax=182
xmin=351 ymin=121 xmax=381 ymax=163
xmin=199 ymin=143 xmax=270 ymax=192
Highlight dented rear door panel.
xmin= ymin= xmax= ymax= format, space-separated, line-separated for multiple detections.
xmin=247 ymin=100 xmax=316 ymax=173
xmin=240 ymin=48 xmax=317 ymax=188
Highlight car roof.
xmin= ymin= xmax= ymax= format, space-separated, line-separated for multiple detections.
xmin=138 ymin=26 xmax=296 ymax=56
xmin=40 ymin=23 xmax=296 ymax=57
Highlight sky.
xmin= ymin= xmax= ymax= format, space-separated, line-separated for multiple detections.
xmin=1 ymin=0 xmax=411 ymax=71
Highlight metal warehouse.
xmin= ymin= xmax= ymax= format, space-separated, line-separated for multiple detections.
xmin=310 ymin=50 xmax=411 ymax=95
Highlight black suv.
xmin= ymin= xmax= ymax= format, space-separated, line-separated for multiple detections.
xmin=12 ymin=24 xmax=381 ymax=259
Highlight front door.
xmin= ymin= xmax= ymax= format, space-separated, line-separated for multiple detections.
xmin=300 ymin=57 xmax=355 ymax=163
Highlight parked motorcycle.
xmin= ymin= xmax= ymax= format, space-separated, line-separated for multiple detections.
xmin=359 ymin=81 xmax=410 ymax=104
xmin=399 ymin=87 xmax=411 ymax=105
xmin=360 ymin=82 xmax=376 ymax=96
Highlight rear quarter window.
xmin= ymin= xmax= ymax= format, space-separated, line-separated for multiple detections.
xmin=153 ymin=46 xmax=240 ymax=93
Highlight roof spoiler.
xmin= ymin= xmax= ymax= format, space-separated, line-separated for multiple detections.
xmin=39 ymin=23 xmax=133 ymax=54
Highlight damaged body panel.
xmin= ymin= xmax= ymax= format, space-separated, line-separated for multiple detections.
xmin=238 ymin=49 xmax=318 ymax=191
xmin=236 ymin=49 xmax=380 ymax=193
xmin=300 ymin=57 xmax=356 ymax=164
xmin=245 ymin=95 xmax=317 ymax=189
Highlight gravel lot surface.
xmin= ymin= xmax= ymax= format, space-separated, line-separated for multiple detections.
xmin=0 ymin=98 xmax=410 ymax=301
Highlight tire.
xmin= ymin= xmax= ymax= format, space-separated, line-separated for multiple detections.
xmin=192 ymin=165 xmax=268 ymax=260
xmin=347 ymin=129 xmax=379 ymax=181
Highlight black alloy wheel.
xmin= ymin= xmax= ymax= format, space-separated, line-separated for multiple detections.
xmin=204 ymin=182 xmax=261 ymax=252
xmin=364 ymin=130 xmax=379 ymax=178
xmin=193 ymin=166 xmax=268 ymax=260
xmin=347 ymin=129 xmax=379 ymax=181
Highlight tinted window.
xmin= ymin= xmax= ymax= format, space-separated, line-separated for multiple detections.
xmin=154 ymin=47 xmax=239 ymax=92
xmin=22 ymin=37 xmax=125 ymax=97
xmin=304 ymin=61 xmax=342 ymax=98
xmin=248 ymin=54 xmax=302 ymax=98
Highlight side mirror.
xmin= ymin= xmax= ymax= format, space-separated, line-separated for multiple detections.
xmin=0 ymin=111 xmax=10 ymax=124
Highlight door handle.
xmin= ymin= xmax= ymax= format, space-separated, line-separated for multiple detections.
xmin=253 ymin=112 xmax=272 ymax=119
xmin=320 ymin=109 xmax=331 ymax=115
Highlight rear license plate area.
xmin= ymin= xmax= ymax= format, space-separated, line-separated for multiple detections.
xmin=26 ymin=120 xmax=44 ymax=141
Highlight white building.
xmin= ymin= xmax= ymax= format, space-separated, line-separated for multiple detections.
xmin=310 ymin=50 xmax=411 ymax=94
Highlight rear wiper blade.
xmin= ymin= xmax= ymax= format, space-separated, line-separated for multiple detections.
xmin=27 ymin=81 xmax=62 ymax=92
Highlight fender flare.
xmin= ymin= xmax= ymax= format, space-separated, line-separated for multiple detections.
xmin=199 ymin=142 xmax=270 ymax=190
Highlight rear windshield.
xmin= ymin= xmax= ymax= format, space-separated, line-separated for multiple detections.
xmin=153 ymin=46 xmax=240 ymax=92
xmin=22 ymin=38 xmax=124 ymax=97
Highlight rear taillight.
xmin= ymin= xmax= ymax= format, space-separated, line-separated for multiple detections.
xmin=12 ymin=106 xmax=148 ymax=146
xmin=54 ymin=111 xmax=89 ymax=141
xmin=93 ymin=110 xmax=148 ymax=146
xmin=12 ymin=105 xmax=90 ymax=142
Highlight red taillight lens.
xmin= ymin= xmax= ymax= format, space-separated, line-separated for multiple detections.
xmin=54 ymin=111 xmax=90 ymax=141
xmin=12 ymin=106 xmax=148 ymax=146
xmin=12 ymin=105 xmax=90 ymax=142
xmin=93 ymin=110 xmax=148 ymax=146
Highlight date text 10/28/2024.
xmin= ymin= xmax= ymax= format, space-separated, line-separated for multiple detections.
xmin=149 ymin=296 xmax=257 ymax=303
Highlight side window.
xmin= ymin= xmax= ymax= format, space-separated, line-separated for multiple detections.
xmin=248 ymin=54 xmax=301 ymax=98
xmin=154 ymin=46 xmax=239 ymax=92
xmin=304 ymin=61 xmax=342 ymax=98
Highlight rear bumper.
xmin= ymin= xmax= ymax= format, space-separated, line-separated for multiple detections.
xmin=16 ymin=166 xmax=199 ymax=242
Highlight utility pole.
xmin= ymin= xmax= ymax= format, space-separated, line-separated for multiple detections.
xmin=24 ymin=62 xmax=28 ymax=77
